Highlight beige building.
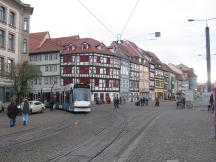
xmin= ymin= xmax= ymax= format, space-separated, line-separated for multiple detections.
xmin=0 ymin=0 xmax=33 ymax=103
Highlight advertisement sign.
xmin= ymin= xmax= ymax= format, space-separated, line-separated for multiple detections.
xmin=202 ymin=92 xmax=211 ymax=106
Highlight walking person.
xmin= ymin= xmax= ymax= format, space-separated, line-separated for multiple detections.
xmin=113 ymin=97 xmax=117 ymax=109
xmin=7 ymin=100 xmax=18 ymax=127
xmin=145 ymin=97 xmax=148 ymax=106
xmin=155 ymin=97 xmax=160 ymax=107
xmin=116 ymin=97 xmax=120 ymax=108
xmin=209 ymin=93 xmax=214 ymax=113
xmin=22 ymin=98 xmax=30 ymax=125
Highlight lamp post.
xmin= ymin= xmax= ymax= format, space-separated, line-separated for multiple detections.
xmin=50 ymin=79 xmax=57 ymax=104
xmin=188 ymin=18 xmax=216 ymax=92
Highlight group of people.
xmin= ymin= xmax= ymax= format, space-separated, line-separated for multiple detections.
xmin=135 ymin=97 xmax=149 ymax=106
xmin=176 ymin=96 xmax=186 ymax=108
xmin=6 ymin=98 xmax=30 ymax=127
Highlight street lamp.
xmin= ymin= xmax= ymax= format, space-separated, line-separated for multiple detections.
xmin=188 ymin=18 xmax=216 ymax=92
xmin=50 ymin=79 xmax=57 ymax=104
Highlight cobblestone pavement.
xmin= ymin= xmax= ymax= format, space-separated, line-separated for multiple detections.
xmin=0 ymin=101 xmax=215 ymax=162
xmin=120 ymin=102 xmax=216 ymax=162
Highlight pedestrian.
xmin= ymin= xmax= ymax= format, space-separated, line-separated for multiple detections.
xmin=7 ymin=100 xmax=18 ymax=127
xmin=113 ymin=97 xmax=117 ymax=109
xmin=116 ymin=96 xmax=119 ymax=108
xmin=22 ymin=98 xmax=30 ymax=125
xmin=143 ymin=97 xmax=146 ymax=106
xmin=145 ymin=98 xmax=148 ymax=106
xmin=209 ymin=93 xmax=214 ymax=113
xmin=182 ymin=96 xmax=185 ymax=108
xmin=155 ymin=97 xmax=159 ymax=107
xmin=50 ymin=100 xmax=54 ymax=111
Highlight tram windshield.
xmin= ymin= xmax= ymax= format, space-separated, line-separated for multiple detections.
xmin=73 ymin=88 xmax=90 ymax=101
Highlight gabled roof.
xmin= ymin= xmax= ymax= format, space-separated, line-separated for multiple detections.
xmin=29 ymin=32 xmax=79 ymax=54
xmin=119 ymin=40 xmax=143 ymax=58
xmin=168 ymin=63 xmax=183 ymax=75
xmin=110 ymin=41 xmax=130 ymax=60
xmin=144 ymin=51 xmax=162 ymax=65
xmin=30 ymin=32 xmax=50 ymax=53
xmin=61 ymin=38 xmax=113 ymax=55
xmin=182 ymin=69 xmax=197 ymax=77
xmin=162 ymin=63 xmax=173 ymax=73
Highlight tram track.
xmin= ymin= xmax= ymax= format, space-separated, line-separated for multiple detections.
xmin=47 ymin=109 xmax=159 ymax=162
xmin=91 ymin=111 xmax=161 ymax=162
xmin=1 ymin=105 xmax=162 ymax=162
xmin=47 ymin=110 xmax=161 ymax=162
xmin=0 ymin=118 xmax=72 ymax=149
xmin=0 ymin=109 xmax=115 ymax=151
xmin=47 ymin=110 xmax=128 ymax=162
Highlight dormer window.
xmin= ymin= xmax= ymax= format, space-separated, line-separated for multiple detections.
xmin=81 ymin=42 xmax=89 ymax=51
xmin=68 ymin=44 xmax=76 ymax=51
xmin=97 ymin=43 xmax=105 ymax=50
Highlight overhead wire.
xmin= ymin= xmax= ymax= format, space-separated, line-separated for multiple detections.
xmin=120 ymin=0 xmax=140 ymax=37
xmin=77 ymin=0 xmax=116 ymax=38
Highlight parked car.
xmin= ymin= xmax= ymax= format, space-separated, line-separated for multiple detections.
xmin=17 ymin=100 xmax=45 ymax=115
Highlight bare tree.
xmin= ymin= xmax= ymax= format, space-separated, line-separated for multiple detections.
xmin=6 ymin=61 xmax=41 ymax=103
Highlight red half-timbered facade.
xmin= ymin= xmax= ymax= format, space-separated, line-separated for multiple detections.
xmin=60 ymin=38 xmax=120 ymax=102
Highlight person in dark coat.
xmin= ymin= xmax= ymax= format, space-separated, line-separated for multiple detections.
xmin=116 ymin=97 xmax=119 ymax=108
xmin=7 ymin=100 xmax=18 ymax=127
xmin=145 ymin=97 xmax=148 ymax=106
xmin=155 ymin=97 xmax=160 ymax=107
xmin=22 ymin=98 xmax=30 ymax=125
xmin=209 ymin=93 xmax=214 ymax=112
xmin=113 ymin=97 xmax=117 ymax=109
xmin=113 ymin=97 xmax=120 ymax=109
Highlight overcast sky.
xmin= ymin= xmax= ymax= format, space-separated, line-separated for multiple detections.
xmin=24 ymin=0 xmax=216 ymax=83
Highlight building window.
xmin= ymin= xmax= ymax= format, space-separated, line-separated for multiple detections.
xmin=45 ymin=54 xmax=48 ymax=60
xmin=49 ymin=54 xmax=53 ymax=60
xmin=23 ymin=39 xmax=27 ymax=53
xmin=53 ymin=53 xmax=58 ymax=60
xmin=8 ymin=33 xmax=15 ymax=51
xmin=7 ymin=59 xmax=13 ymax=73
xmin=23 ymin=18 xmax=29 ymax=31
xmin=45 ymin=66 xmax=48 ymax=72
xmin=0 ymin=57 xmax=4 ymax=76
xmin=9 ymin=11 xmax=15 ymax=27
xmin=0 ymin=6 xmax=5 ymax=22
xmin=0 ymin=29 xmax=5 ymax=48
xmin=44 ymin=77 xmax=49 ymax=84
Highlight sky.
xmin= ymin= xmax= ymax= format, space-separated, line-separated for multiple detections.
xmin=24 ymin=0 xmax=216 ymax=84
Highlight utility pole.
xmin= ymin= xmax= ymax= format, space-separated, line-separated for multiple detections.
xmin=205 ymin=26 xmax=211 ymax=92
xmin=188 ymin=18 xmax=216 ymax=92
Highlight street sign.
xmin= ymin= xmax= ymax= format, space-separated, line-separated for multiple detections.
xmin=155 ymin=32 xmax=161 ymax=37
